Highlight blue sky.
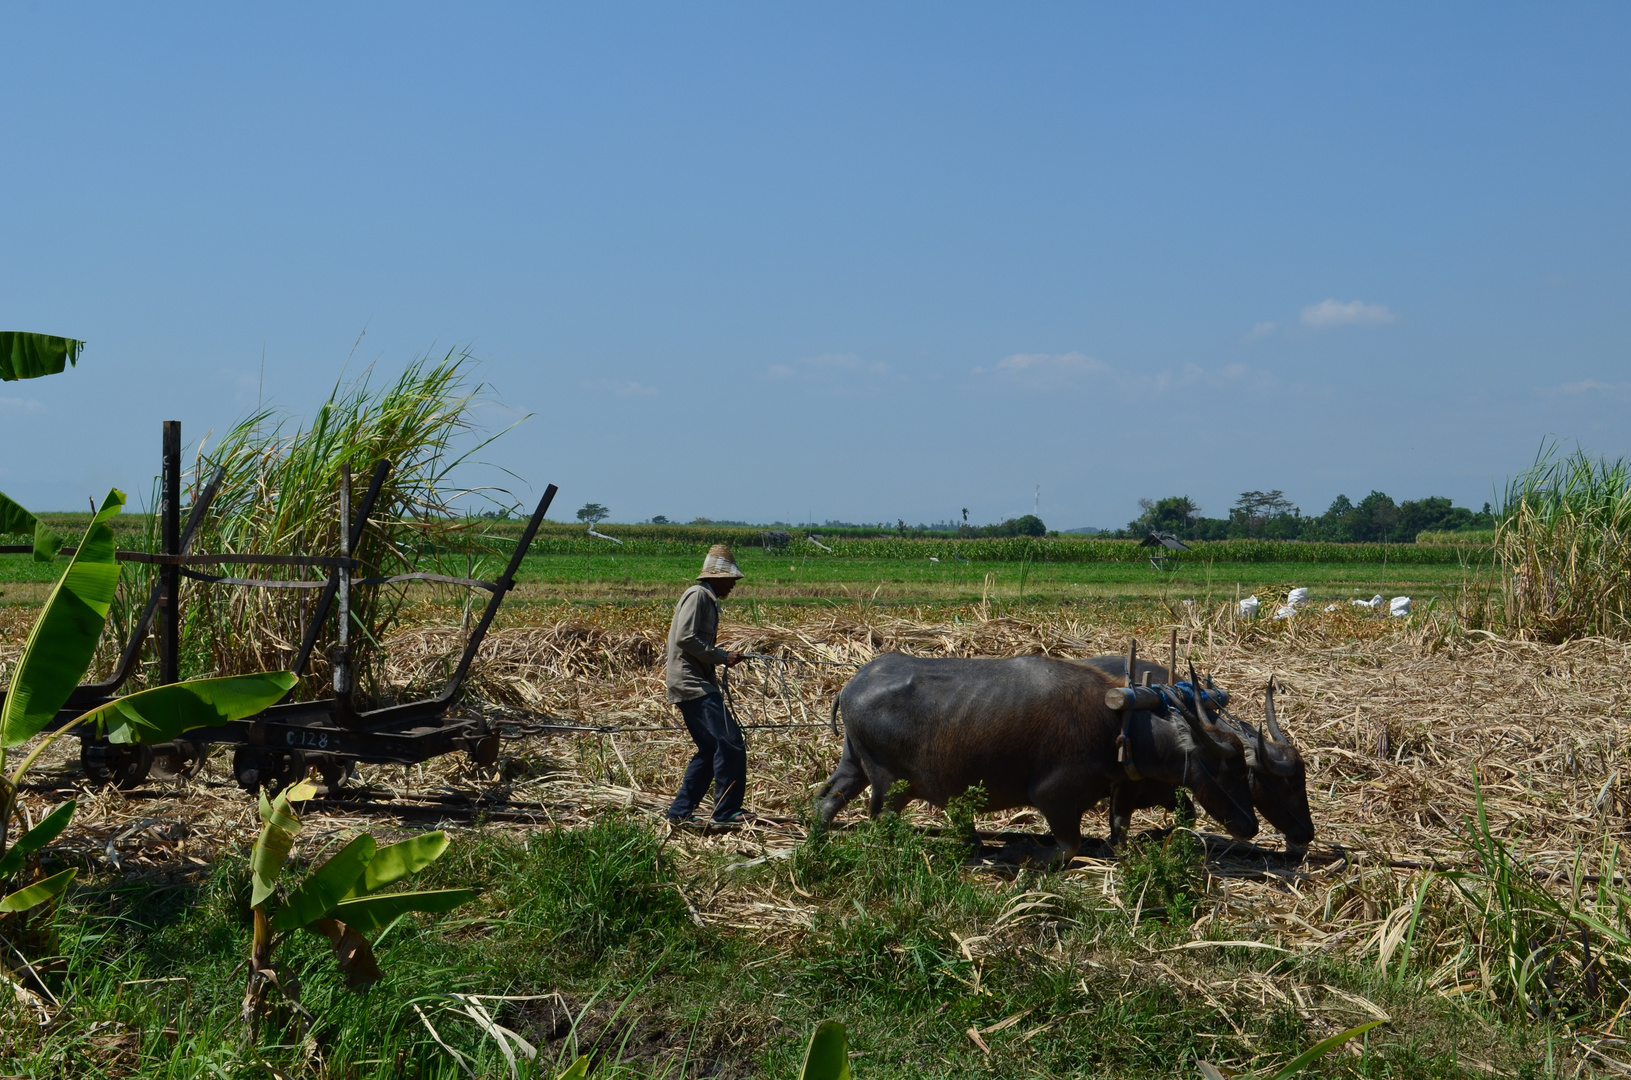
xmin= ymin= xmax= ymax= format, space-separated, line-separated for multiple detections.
xmin=2 ymin=5 xmax=1627 ymax=529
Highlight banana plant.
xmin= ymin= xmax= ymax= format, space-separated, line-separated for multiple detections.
xmin=0 ymin=331 xmax=82 ymax=382
xmin=0 ymin=332 xmax=81 ymax=561
xmin=243 ymin=781 xmax=474 ymax=1026
xmin=799 ymin=1021 xmax=851 ymax=1080
xmin=0 ymin=492 xmax=61 ymax=563
xmin=0 ymin=489 xmax=296 ymax=915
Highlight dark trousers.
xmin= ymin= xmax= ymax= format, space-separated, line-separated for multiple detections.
xmin=667 ymin=691 xmax=746 ymax=821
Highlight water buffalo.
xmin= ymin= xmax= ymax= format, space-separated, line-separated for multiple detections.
xmin=817 ymin=653 xmax=1258 ymax=859
xmin=1080 ymin=655 xmax=1314 ymax=855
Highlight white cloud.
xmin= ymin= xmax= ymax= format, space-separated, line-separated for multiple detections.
xmin=972 ymin=352 xmax=1268 ymax=395
xmin=584 ymin=380 xmax=657 ymax=397
xmin=1243 ymin=321 xmax=1279 ymax=342
xmin=1299 ymin=299 xmax=1396 ymax=328
xmin=972 ymin=352 xmax=1111 ymax=389
xmin=1556 ymin=379 xmax=1631 ymax=395
xmin=0 ymin=396 xmax=44 ymax=413
xmin=765 ymin=353 xmax=900 ymax=395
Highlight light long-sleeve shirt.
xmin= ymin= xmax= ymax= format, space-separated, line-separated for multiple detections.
xmin=666 ymin=582 xmax=729 ymax=703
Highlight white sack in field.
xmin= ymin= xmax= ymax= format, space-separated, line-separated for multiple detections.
xmin=1390 ymin=596 xmax=1411 ymax=617
xmin=1239 ymin=595 xmax=1260 ymax=618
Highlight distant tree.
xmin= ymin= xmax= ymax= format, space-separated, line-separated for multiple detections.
xmin=650 ymin=515 xmax=669 ymax=525
xmin=691 ymin=516 xmax=712 ymax=526
xmin=1010 ymin=514 xmax=1047 ymax=537
xmin=962 ymin=508 xmax=969 ymax=524
xmin=576 ymin=502 xmax=610 ymax=525
xmin=1349 ymin=491 xmax=1399 ymax=542
xmin=1230 ymin=490 xmax=1296 ymax=537
xmin=1129 ymin=496 xmax=1202 ymax=536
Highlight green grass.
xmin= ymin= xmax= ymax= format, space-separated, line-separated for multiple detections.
xmin=2 ymin=813 xmax=1526 ymax=1079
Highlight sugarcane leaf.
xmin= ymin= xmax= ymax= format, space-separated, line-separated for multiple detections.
xmin=330 ymin=888 xmax=476 ymax=932
xmin=0 ymin=490 xmax=124 ymax=748
xmin=0 ymin=800 xmax=75 ymax=879
xmin=0 ymin=867 xmax=76 ymax=912
xmin=271 ymin=834 xmax=376 ymax=931
xmin=92 ymin=672 xmax=297 ymax=745
xmin=798 ymin=1020 xmax=851 ymax=1080
xmin=345 ymin=831 xmax=449 ymax=898
xmin=1267 ymin=1020 xmax=1384 ymax=1080
xmin=0 ymin=332 xmax=82 ymax=382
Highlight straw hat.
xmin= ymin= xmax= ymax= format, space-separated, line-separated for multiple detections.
xmin=698 ymin=543 xmax=744 ymax=580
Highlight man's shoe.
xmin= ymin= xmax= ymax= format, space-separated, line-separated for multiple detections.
xmin=710 ymin=810 xmax=752 ymax=829
xmin=665 ymin=813 xmax=700 ymax=829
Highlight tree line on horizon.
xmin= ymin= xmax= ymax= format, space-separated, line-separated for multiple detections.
xmin=1116 ymin=490 xmax=1496 ymax=544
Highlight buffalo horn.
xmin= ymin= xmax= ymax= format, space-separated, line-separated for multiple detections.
xmin=1259 ymin=677 xmax=1299 ymax=777
xmin=1185 ymin=661 xmax=1241 ymax=758
xmin=1264 ymin=676 xmax=1289 ymax=744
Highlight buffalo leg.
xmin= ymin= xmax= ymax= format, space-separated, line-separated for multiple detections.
xmin=1108 ymin=786 xmax=1133 ymax=848
xmin=866 ymin=770 xmax=911 ymax=816
xmin=816 ymin=739 xmax=870 ymax=827
xmin=1033 ymin=789 xmax=1085 ymax=863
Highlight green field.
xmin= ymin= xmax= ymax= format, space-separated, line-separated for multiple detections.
xmin=2 ymin=517 xmax=1488 ymax=611
xmin=507 ymin=551 xmax=1476 ymax=608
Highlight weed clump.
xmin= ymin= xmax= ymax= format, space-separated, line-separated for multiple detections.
xmin=942 ymin=782 xmax=988 ymax=860
xmin=1118 ymin=814 xmax=1204 ymax=925
xmin=499 ymin=816 xmax=692 ymax=963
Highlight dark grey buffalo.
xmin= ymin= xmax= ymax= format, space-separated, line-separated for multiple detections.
xmin=817 ymin=653 xmax=1258 ymax=859
xmin=1080 ymin=655 xmax=1314 ymax=856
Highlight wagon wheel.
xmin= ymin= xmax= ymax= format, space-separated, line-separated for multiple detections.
xmin=149 ymin=738 xmax=209 ymax=780
xmin=232 ymin=746 xmax=307 ymax=794
xmin=81 ymin=739 xmax=154 ymax=790
xmin=316 ymin=756 xmax=357 ymax=791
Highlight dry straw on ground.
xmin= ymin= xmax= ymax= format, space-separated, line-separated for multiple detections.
xmin=7 ymin=597 xmax=1631 ymax=1066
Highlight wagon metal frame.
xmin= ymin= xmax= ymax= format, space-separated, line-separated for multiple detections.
xmin=0 ymin=420 xmax=556 ymax=793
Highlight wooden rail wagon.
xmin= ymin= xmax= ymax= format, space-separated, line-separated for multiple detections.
xmin=0 ymin=421 xmax=556 ymax=794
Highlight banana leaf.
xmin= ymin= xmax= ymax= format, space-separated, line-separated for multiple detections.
xmin=0 ymin=492 xmax=59 ymax=561
xmin=0 ymin=800 xmax=75 ymax=878
xmin=249 ymin=782 xmax=318 ymax=907
xmin=0 ymin=490 xmax=124 ymax=748
xmin=251 ymin=790 xmax=301 ymax=908
xmin=90 ymin=672 xmax=298 ymax=745
xmin=0 ymin=492 xmax=30 ymax=536
xmin=0 ymin=332 xmax=83 ymax=382
xmin=0 ymin=867 xmax=76 ymax=912
xmin=346 ymin=831 xmax=449 ymax=897
xmin=331 ymin=887 xmax=476 ymax=932
xmin=798 ymin=1021 xmax=851 ymax=1080
xmin=556 ymin=1057 xmax=590 ymax=1080
xmin=271 ymin=834 xmax=376 ymax=932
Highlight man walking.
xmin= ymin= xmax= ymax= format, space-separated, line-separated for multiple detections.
xmin=664 ymin=544 xmax=749 ymax=826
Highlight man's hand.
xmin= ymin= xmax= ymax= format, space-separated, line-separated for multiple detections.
xmin=724 ymin=651 xmax=746 ymax=667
